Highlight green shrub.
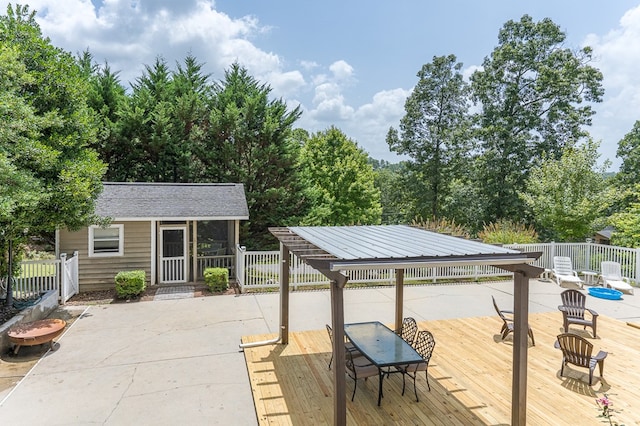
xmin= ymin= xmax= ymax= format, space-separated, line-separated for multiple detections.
xmin=411 ymin=217 xmax=470 ymax=238
xmin=478 ymin=220 xmax=539 ymax=244
xmin=204 ymin=267 xmax=229 ymax=292
xmin=114 ymin=270 xmax=146 ymax=298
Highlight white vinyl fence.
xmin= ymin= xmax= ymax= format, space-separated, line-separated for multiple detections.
xmin=13 ymin=251 xmax=79 ymax=303
xmin=235 ymin=242 xmax=640 ymax=293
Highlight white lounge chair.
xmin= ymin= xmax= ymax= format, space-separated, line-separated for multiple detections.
xmin=600 ymin=261 xmax=634 ymax=295
xmin=552 ymin=256 xmax=584 ymax=289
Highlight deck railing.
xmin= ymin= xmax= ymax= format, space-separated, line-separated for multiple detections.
xmin=235 ymin=242 xmax=640 ymax=293
xmin=506 ymin=242 xmax=639 ymax=282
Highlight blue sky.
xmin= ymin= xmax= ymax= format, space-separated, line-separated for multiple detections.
xmin=5 ymin=1 xmax=640 ymax=169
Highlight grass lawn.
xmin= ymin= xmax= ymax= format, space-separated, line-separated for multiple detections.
xmin=18 ymin=263 xmax=56 ymax=278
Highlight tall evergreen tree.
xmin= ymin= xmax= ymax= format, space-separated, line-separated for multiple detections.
xmin=114 ymin=55 xmax=212 ymax=182
xmin=125 ymin=57 xmax=177 ymax=181
xmin=78 ymin=51 xmax=130 ymax=181
xmin=199 ymin=63 xmax=306 ymax=249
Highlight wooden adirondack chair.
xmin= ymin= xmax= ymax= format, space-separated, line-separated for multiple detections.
xmin=556 ymin=333 xmax=607 ymax=385
xmin=558 ymin=289 xmax=599 ymax=338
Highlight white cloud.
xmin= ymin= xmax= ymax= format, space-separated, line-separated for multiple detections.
xmin=355 ymin=88 xmax=410 ymax=125
xmin=583 ymin=5 xmax=640 ymax=169
xmin=463 ymin=65 xmax=482 ymax=81
xmin=349 ymin=89 xmax=411 ymax=159
xmin=309 ymin=82 xmax=354 ymax=121
xmin=299 ymin=60 xmax=319 ymax=71
xmin=6 ymin=0 xmax=290 ymax=88
xmin=265 ymin=70 xmax=306 ymax=98
xmin=329 ymin=60 xmax=354 ymax=81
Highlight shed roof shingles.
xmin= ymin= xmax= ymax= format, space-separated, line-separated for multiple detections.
xmin=95 ymin=182 xmax=249 ymax=220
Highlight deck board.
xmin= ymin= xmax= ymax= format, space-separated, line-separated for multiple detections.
xmin=243 ymin=312 xmax=640 ymax=425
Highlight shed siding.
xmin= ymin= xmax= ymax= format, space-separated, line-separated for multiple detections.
xmin=59 ymin=221 xmax=152 ymax=292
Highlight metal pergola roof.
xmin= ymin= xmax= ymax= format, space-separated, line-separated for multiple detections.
xmin=247 ymin=225 xmax=543 ymax=426
xmin=272 ymin=225 xmax=540 ymax=279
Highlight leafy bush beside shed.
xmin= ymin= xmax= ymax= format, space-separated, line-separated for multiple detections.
xmin=204 ymin=267 xmax=229 ymax=292
xmin=115 ymin=270 xmax=146 ymax=298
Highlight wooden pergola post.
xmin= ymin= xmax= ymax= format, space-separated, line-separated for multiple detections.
xmin=330 ymin=279 xmax=347 ymax=426
xmin=395 ymin=269 xmax=404 ymax=333
xmin=512 ymin=271 xmax=530 ymax=425
xmin=280 ymin=243 xmax=290 ymax=345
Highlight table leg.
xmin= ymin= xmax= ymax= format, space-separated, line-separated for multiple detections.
xmin=378 ymin=369 xmax=384 ymax=406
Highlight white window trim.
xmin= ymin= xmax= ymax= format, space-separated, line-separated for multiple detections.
xmin=88 ymin=224 xmax=124 ymax=257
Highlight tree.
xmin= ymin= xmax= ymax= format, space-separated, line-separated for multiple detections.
xmin=609 ymin=184 xmax=640 ymax=247
xmin=0 ymin=5 xmax=106 ymax=305
xmin=199 ymin=63 xmax=307 ymax=249
xmin=470 ymin=15 xmax=604 ymax=224
xmin=615 ymin=120 xmax=640 ymax=188
xmin=298 ymin=127 xmax=382 ymax=226
xmin=387 ymin=55 xmax=472 ymax=220
xmin=121 ymin=57 xmax=178 ymax=181
xmin=520 ymin=139 xmax=611 ymax=241
xmin=103 ymin=54 xmax=214 ymax=182
xmin=78 ymin=51 xmax=130 ymax=181
xmin=371 ymin=161 xmax=412 ymax=224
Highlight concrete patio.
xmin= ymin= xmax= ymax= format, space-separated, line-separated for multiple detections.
xmin=1 ymin=279 xmax=639 ymax=425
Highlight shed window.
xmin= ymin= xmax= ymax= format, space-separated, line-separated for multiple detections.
xmin=89 ymin=225 xmax=124 ymax=257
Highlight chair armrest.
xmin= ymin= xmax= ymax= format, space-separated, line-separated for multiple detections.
xmin=500 ymin=309 xmax=514 ymax=315
xmin=586 ymin=308 xmax=599 ymax=317
xmin=593 ymin=350 xmax=607 ymax=361
xmin=558 ymin=305 xmax=568 ymax=312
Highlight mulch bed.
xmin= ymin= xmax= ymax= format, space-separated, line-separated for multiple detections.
xmin=0 ymin=305 xmax=19 ymax=326
xmin=1 ymin=283 xmax=237 ymax=326
xmin=65 ymin=283 xmax=236 ymax=305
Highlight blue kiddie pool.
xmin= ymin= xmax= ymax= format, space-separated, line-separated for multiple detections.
xmin=588 ymin=287 xmax=623 ymax=300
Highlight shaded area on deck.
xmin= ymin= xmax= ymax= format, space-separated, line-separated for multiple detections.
xmin=243 ymin=312 xmax=640 ymax=425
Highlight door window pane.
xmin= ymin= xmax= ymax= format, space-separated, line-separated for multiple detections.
xmin=163 ymin=229 xmax=184 ymax=258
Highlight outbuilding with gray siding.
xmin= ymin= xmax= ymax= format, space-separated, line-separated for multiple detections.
xmin=57 ymin=182 xmax=249 ymax=292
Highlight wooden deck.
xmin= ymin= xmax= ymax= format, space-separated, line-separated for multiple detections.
xmin=242 ymin=312 xmax=640 ymax=425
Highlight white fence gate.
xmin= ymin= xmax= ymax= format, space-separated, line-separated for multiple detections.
xmin=60 ymin=252 xmax=79 ymax=302
xmin=15 ymin=251 xmax=79 ymax=303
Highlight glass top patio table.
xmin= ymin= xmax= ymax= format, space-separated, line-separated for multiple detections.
xmin=344 ymin=321 xmax=423 ymax=405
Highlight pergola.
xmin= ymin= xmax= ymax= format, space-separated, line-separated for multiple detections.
xmin=243 ymin=225 xmax=542 ymax=426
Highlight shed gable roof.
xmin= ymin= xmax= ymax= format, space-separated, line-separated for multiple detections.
xmin=95 ymin=182 xmax=249 ymax=220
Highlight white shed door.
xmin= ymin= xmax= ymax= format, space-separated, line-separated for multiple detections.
xmin=160 ymin=227 xmax=187 ymax=283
